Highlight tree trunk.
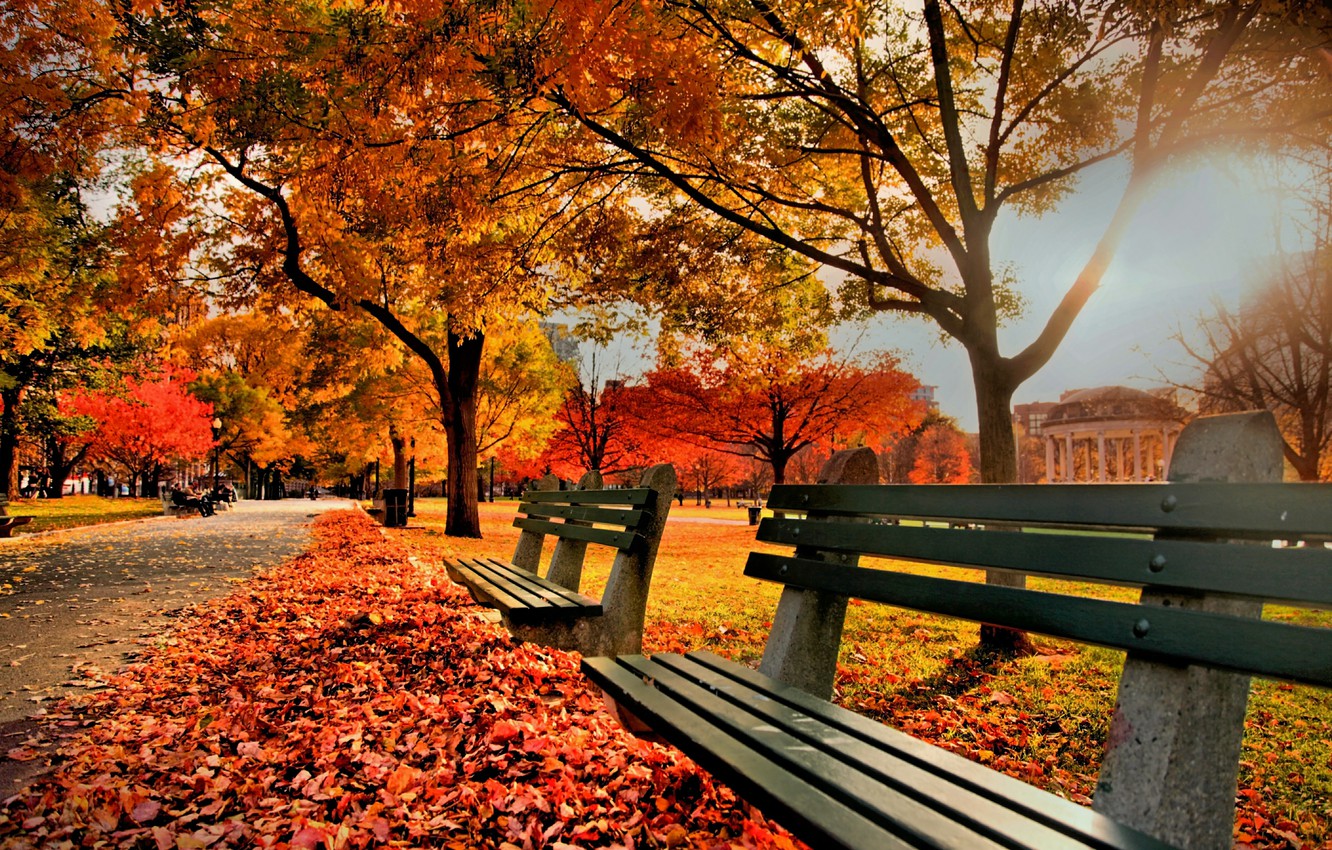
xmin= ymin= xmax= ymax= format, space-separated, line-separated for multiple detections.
xmin=390 ymin=425 xmax=408 ymax=488
xmin=970 ymin=349 xmax=1034 ymax=653
xmin=45 ymin=439 xmax=89 ymax=500
xmin=971 ymin=353 xmax=1018 ymax=485
xmin=443 ymin=329 xmax=484 ymax=537
xmin=0 ymin=386 xmax=23 ymax=501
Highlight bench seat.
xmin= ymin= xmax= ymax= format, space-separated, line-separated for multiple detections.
xmin=584 ymin=650 xmax=1170 ymax=850
xmin=0 ymin=516 xmax=33 ymax=538
xmin=444 ymin=556 xmax=602 ymax=625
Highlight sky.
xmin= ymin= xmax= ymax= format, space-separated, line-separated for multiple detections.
xmin=837 ymin=159 xmax=1284 ymax=431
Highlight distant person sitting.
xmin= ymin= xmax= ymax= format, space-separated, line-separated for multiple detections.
xmin=172 ymin=484 xmax=215 ymax=517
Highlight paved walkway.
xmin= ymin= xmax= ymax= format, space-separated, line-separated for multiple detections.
xmin=0 ymin=499 xmax=351 ymax=791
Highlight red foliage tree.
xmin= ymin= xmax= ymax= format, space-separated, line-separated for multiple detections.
xmin=641 ymin=346 xmax=923 ymax=484
xmin=541 ymin=372 xmax=650 ymax=477
xmin=69 ymin=376 xmax=216 ymax=496
xmin=909 ymin=422 xmax=974 ymax=484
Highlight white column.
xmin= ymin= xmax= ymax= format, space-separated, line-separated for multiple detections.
xmin=1133 ymin=430 xmax=1143 ymax=482
xmin=1065 ymin=433 xmax=1075 ymax=482
xmin=1046 ymin=436 xmax=1056 ymax=484
xmin=1162 ymin=427 xmax=1175 ymax=478
xmin=1116 ymin=439 xmax=1126 ymax=481
xmin=1097 ymin=431 xmax=1107 ymax=482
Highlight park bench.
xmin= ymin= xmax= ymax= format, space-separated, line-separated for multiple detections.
xmin=0 ymin=497 xmax=35 ymax=538
xmin=161 ymin=492 xmax=195 ymax=517
xmin=445 ymin=463 xmax=676 ymax=656
xmin=582 ymin=412 xmax=1332 ymax=850
xmin=0 ymin=517 xmax=32 ymax=537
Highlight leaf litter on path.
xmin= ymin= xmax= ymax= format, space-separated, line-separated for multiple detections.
xmin=0 ymin=511 xmax=803 ymax=850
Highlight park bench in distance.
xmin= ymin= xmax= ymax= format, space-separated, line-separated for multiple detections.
xmin=0 ymin=497 xmax=33 ymax=538
xmin=445 ymin=463 xmax=676 ymax=657
xmin=583 ymin=411 xmax=1332 ymax=850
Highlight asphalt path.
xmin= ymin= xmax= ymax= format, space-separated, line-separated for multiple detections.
xmin=0 ymin=498 xmax=352 ymax=793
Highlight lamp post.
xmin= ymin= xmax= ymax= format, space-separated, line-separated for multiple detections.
xmin=211 ymin=417 xmax=223 ymax=491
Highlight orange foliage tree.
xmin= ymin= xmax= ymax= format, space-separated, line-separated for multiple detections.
xmin=641 ymin=344 xmax=922 ymax=484
xmin=0 ymin=0 xmax=153 ymax=498
xmin=538 ymin=0 xmax=1332 ymax=488
xmin=909 ymin=421 xmax=975 ymax=484
xmin=115 ymin=1 xmax=615 ymax=536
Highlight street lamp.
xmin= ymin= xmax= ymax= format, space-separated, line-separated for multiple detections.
xmin=211 ymin=417 xmax=223 ymax=491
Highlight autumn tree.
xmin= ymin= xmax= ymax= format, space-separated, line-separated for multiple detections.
xmin=70 ymin=374 xmax=217 ymax=496
xmin=909 ymin=420 xmax=975 ymax=484
xmin=671 ymin=443 xmax=740 ymax=504
xmin=115 ymin=1 xmax=660 ymax=536
xmin=641 ymin=344 xmax=921 ymax=484
xmin=540 ymin=0 xmax=1332 ymax=485
xmin=0 ymin=4 xmax=197 ymax=499
xmin=537 ymin=349 xmax=653 ymax=476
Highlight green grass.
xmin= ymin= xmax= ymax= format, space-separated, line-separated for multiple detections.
xmin=4 ymin=495 xmax=162 ymax=535
xmin=397 ymin=499 xmax=1332 ymax=847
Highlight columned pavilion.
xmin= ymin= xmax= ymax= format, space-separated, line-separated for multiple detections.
xmin=1040 ymin=387 xmax=1187 ymax=483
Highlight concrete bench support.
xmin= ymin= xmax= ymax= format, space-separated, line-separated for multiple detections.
xmin=1094 ymin=411 xmax=1282 ymax=848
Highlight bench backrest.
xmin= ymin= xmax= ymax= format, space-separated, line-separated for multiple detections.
xmin=510 ymin=465 xmax=676 ymax=590
xmin=515 ymin=488 xmax=657 ymax=552
xmin=749 ymin=411 xmax=1327 ymax=849
xmin=753 ymin=481 xmax=1332 ymax=687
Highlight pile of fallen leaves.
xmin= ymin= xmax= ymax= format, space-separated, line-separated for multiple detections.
xmin=0 ymin=511 xmax=802 ymax=849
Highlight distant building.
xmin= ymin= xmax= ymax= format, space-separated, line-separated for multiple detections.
xmin=1013 ymin=401 xmax=1058 ymax=436
xmin=910 ymin=385 xmax=940 ymax=413
xmin=539 ymin=322 xmax=581 ymax=366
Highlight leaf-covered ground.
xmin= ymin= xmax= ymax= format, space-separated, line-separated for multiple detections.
xmin=0 ymin=511 xmax=802 ymax=849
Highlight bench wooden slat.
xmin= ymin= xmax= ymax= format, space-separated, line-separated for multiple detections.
xmin=520 ymin=502 xmax=646 ymax=528
xmin=585 ymin=653 xmax=1169 ymax=850
xmin=745 ymin=553 xmax=1332 ymax=687
xmin=658 ymin=652 xmax=1171 ymax=850
xmin=445 ymin=559 xmax=535 ymax=613
xmin=478 ymin=556 xmax=599 ymax=610
xmin=512 ymin=517 xmax=642 ymax=550
xmin=522 ymin=487 xmax=652 ymax=507
xmin=444 ymin=557 xmax=602 ymax=625
xmin=580 ymin=657 xmax=922 ymax=850
xmin=469 ymin=557 xmax=587 ymax=611
xmin=765 ymin=483 xmax=1332 ymax=538
xmin=679 ymin=650 xmax=1146 ymax=845
xmin=757 ymin=518 xmax=1332 ymax=606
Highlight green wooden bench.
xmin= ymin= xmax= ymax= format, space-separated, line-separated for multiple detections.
xmin=583 ymin=412 xmax=1332 ymax=850
xmin=445 ymin=463 xmax=676 ymax=656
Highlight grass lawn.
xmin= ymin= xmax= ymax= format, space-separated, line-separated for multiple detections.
xmin=3 ymin=495 xmax=162 ymax=535
xmin=399 ymin=497 xmax=1332 ymax=849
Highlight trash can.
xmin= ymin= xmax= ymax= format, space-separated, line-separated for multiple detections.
xmin=383 ymin=488 xmax=409 ymax=527
xmin=747 ymin=506 xmax=762 ymax=526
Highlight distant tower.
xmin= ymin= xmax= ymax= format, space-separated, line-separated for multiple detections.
xmin=910 ymin=385 xmax=940 ymax=413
